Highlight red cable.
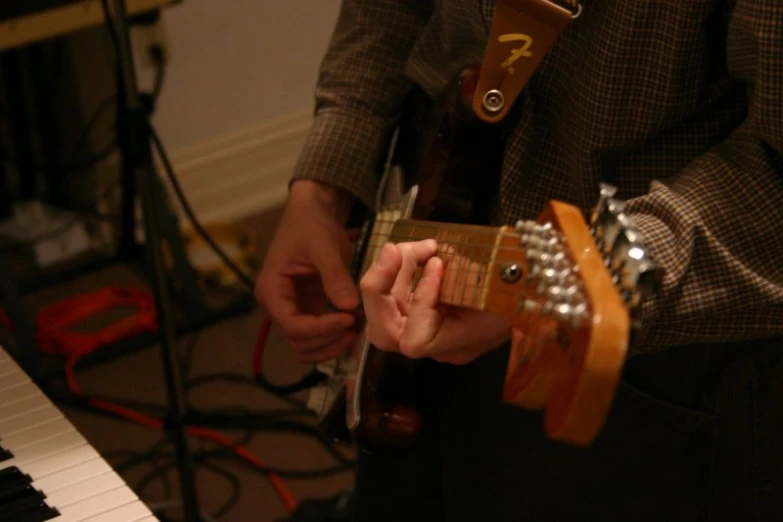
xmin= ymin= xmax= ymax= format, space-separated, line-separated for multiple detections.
xmin=253 ymin=318 xmax=273 ymax=375
xmin=30 ymin=286 xmax=298 ymax=514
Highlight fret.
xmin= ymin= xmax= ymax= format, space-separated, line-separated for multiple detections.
xmin=386 ymin=219 xmax=507 ymax=311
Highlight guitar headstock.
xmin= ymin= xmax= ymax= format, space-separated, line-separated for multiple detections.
xmin=492 ymin=184 xmax=663 ymax=447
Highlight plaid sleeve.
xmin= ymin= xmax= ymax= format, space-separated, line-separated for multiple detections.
xmin=289 ymin=1 xmax=435 ymax=212
xmin=625 ymin=0 xmax=783 ymax=353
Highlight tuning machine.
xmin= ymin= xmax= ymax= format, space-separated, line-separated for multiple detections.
xmin=589 ymin=183 xmax=664 ymax=310
xmin=514 ymin=219 xmax=588 ymax=329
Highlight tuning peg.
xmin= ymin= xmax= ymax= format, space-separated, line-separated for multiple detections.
xmin=590 ymin=183 xmax=618 ymax=227
xmin=515 ymin=220 xmax=537 ymax=234
xmin=551 ymin=302 xmax=589 ymax=328
xmin=545 ymin=283 xmax=582 ymax=303
xmin=608 ymin=225 xmax=665 ymax=305
xmin=634 ymin=258 xmax=665 ymax=305
xmin=593 ymin=199 xmax=626 ymax=254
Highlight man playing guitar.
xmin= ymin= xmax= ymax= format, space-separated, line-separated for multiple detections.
xmin=255 ymin=1 xmax=783 ymax=521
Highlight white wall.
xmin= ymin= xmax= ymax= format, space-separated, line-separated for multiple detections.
xmin=144 ymin=0 xmax=341 ymax=152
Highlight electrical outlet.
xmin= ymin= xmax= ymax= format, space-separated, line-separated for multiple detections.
xmin=132 ymin=18 xmax=170 ymax=70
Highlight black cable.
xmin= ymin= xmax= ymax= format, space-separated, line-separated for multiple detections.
xmin=181 ymin=333 xmax=200 ymax=378
xmin=189 ymin=413 xmax=355 ymax=469
xmin=136 ymin=446 xmax=353 ymax=480
xmin=207 ymin=452 xmax=354 ymax=480
xmin=115 ymin=430 xmax=254 ymax=521
xmin=61 ymin=390 xmax=356 ymax=476
xmin=50 ymin=391 xmax=166 ymax=417
xmin=100 ymin=0 xmax=120 ymax=48
xmin=196 ymin=458 xmax=242 ymax=520
xmin=104 ymin=436 xmax=174 ymax=502
xmin=109 ymin=437 xmax=170 ymax=473
xmin=147 ymin=122 xmax=256 ymax=291
xmin=185 ymin=372 xmax=309 ymax=410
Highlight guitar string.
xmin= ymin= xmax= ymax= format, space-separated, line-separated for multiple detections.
xmin=360 ymin=219 xmax=558 ymax=246
xmin=367 ymin=216 xmax=553 ymax=232
xmin=362 ymin=232 xmax=534 ymax=254
xmin=367 ymin=223 xmax=530 ymax=241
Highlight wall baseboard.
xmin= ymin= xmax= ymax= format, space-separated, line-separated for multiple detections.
xmin=161 ymin=109 xmax=312 ymax=225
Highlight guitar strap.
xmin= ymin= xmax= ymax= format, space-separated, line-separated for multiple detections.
xmin=474 ymin=0 xmax=582 ymax=123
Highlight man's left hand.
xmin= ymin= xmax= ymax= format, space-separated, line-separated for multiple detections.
xmin=359 ymin=240 xmax=511 ymax=365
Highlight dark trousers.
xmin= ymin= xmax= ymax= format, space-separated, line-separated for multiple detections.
xmin=353 ymin=338 xmax=783 ymax=522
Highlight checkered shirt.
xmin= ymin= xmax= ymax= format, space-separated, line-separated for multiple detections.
xmin=289 ymin=0 xmax=783 ymax=353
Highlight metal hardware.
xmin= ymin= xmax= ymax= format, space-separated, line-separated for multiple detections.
xmin=501 ymin=263 xmax=523 ymax=283
xmin=482 ymin=89 xmax=505 ymax=114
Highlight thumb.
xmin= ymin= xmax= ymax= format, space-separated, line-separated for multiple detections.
xmin=311 ymin=235 xmax=360 ymax=311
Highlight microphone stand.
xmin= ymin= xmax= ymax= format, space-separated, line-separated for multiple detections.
xmin=107 ymin=1 xmax=201 ymax=519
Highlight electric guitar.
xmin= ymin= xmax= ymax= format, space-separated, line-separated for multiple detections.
xmin=306 ymin=65 xmax=663 ymax=452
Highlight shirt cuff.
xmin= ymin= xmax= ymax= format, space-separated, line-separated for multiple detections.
xmin=289 ymin=109 xmax=393 ymax=213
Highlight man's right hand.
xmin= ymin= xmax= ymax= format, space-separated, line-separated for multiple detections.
xmin=255 ymin=180 xmax=361 ymax=364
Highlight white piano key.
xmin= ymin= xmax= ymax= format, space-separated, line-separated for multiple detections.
xmin=82 ymin=500 xmax=157 ymax=522
xmin=2 ymin=411 xmax=70 ymax=441
xmin=0 ymin=364 xmax=18 ymax=380
xmin=33 ymin=455 xmax=113 ymax=491
xmin=23 ymin=442 xmax=100 ymax=478
xmin=46 ymin=469 xmax=127 ymax=507
xmin=55 ymin=484 xmax=139 ymax=522
xmin=0 ymin=391 xmax=49 ymax=419
xmin=2 ymin=429 xmax=85 ymax=469
xmin=0 ymin=368 xmax=31 ymax=391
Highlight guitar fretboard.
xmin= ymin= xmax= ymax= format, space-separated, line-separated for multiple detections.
xmin=362 ymin=218 xmax=515 ymax=310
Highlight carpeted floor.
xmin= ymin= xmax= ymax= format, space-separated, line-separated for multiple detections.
xmin=4 ymin=206 xmax=357 ymax=522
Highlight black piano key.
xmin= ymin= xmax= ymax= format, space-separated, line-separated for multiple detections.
xmin=0 ymin=466 xmax=33 ymax=503
xmin=0 ymin=439 xmax=13 ymax=462
xmin=0 ymin=489 xmax=59 ymax=522
xmin=0 ymin=466 xmax=31 ymax=489
xmin=12 ymin=501 xmax=60 ymax=522
xmin=0 ymin=467 xmax=59 ymax=522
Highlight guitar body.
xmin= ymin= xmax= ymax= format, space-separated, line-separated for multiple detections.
xmin=308 ymin=65 xmax=515 ymax=453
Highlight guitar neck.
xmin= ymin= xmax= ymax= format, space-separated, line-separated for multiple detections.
xmin=389 ymin=219 xmax=505 ymax=311
xmin=363 ymin=212 xmax=590 ymax=328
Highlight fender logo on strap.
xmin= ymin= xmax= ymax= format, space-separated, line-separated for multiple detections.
xmin=474 ymin=0 xmax=582 ymax=123
xmin=499 ymin=33 xmax=534 ymax=71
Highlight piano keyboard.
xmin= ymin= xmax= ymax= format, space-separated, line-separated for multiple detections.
xmin=0 ymin=346 xmax=159 ymax=522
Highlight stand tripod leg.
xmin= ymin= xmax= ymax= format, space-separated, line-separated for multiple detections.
xmin=137 ymin=159 xmax=201 ymax=521
xmin=107 ymin=0 xmax=202 ymax=519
